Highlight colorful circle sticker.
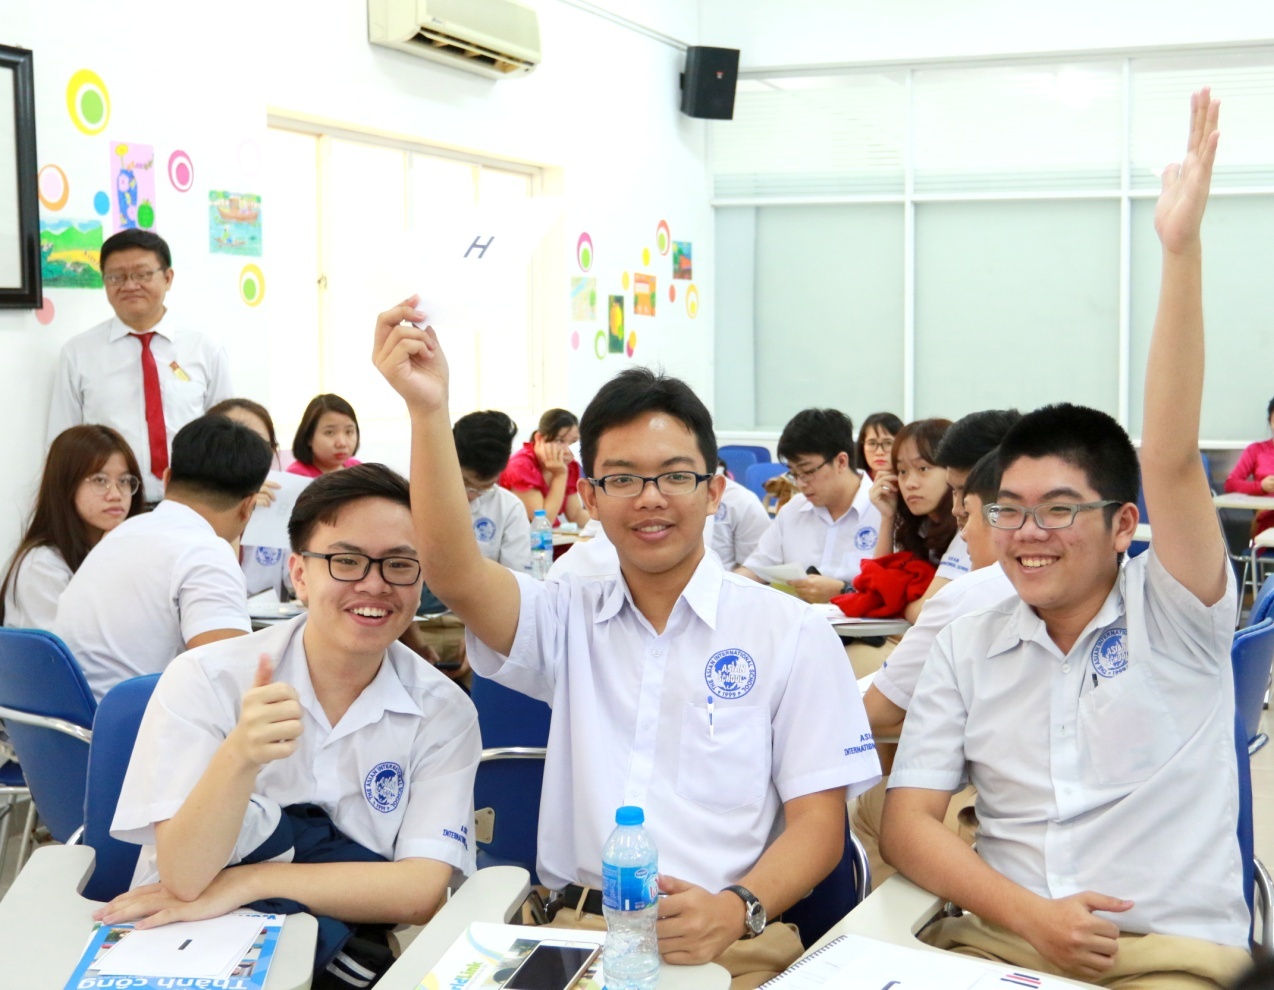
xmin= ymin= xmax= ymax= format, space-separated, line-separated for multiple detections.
xmin=35 ymin=298 xmax=56 ymax=326
xmin=621 ymin=271 xmax=630 ymax=291
xmin=66 ymin=69 xmax=110 ymax=135
xmin=137 ymin=202 xmax=155 ymax=228
xmin=93 ymin=191 xmax=109 ymax=215
xmin=239 ymin=264 xmax=265 ymax=307
xmin=656 ymin=220 xmax=670 ymax=255
xmin=168 ymin=150 xmax=195 ymax=192
xmin=642 ymin=247 xmax=651 ymax=267
xmin=626 ymin=331 xmax=637 ymax=358
xmin=37 ymin=165 xmax=69 ymax=211
xmin=686 ymin=284 xmax=700 ymax=319
xmin=593 ymin=330 xmax=607 ymax=360
xmin=668 ymin=284 xmax=677 ymax=302
xmin=576 ymin=232 xmax=594 ymax=272
xmin=570 ymin=330 xmax=580 ymax=351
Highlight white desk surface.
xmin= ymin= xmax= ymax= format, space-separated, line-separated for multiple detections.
xmin=0 ymin=844 xmax=317 ymax=990
xmin=1214 ymin=492 xmax=1274 ymax=511
xmin=378 ymin=866 xmax=728 ymax=990
xmin=833 ymin=618 xmax=911 ymax=638
xmin=1133 ymin=523 xmax=1152 ymax=542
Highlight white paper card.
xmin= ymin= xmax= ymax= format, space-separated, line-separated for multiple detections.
xmin=242 ymin=471 xmax=313 ymax=550
xmin=751 ymin=563 xmax=810 ymax=584
xmin=92 ymin=913 xmax=265 ymax=978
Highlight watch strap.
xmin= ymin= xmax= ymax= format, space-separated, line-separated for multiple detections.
xmin=724 ymin=884 xmax=766 ymax=939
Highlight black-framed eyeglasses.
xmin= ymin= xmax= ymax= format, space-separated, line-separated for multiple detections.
xmin=299 ymin=551 xmax=422 ymax=585
xmin=784 ymin=459 xmax=830 ymax=484
xmin=981 ymin=500 xmax=1122 ymax=531
xmin=863 ymin=439 xmax=894 ymax=453
xmin=587 ymin=471 xmax=713 ymax=497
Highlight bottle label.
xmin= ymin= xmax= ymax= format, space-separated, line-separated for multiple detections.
xmin=532 ymin=530 xmax=553 ymax=553
xmin=602 ymin=862 xmax=657 ymax=911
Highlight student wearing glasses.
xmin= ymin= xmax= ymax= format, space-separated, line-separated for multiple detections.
xmin=856 ymin=413 xmax=903 ymax=481
xmin=47 ymin=230 xmax=234 ymax=504
xmin=735 ymin=408 xmax=884 ymax=604
xmin=1 ymin=425 xmax=145 ymax=629
xmin=454 ymin=409 xmax=531 ymax=573
xmin=371 ymin=308 xmax=879 ymax=988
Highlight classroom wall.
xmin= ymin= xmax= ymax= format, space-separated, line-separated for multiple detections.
xmin=0 ymin=0 xmax=713 ymax=565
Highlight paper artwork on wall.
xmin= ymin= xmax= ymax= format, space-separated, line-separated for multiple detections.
xmin=672 ymin=242 xmax=692 ymax=280
xmin=576 ymin=232 xmax=594 ymax=271
xmin=633 ymin=273 xmax=656 ymax=316
xmin=209 ymin=191 xmax=262 ymax=256
xmin=109 ymin=142 xmax=156 ymax=232
xmin=168 ymin=150 xmax=195 ymax=192
xmin=66 ymin=69 xmax=110 ymax=136
xmin=239 ymin=264 xmax=265 ymax=307
xmin=608 ymin=295 xmax=625 ymax=353
xmin=37 ymin=164 xmax=69 ymax=211
xmin=656 ymin=220 xmax=670 ymax=255
xmin=40 ymin=219 xmax=103 ymax=288
xmin=570 ymin=277 xmax=596 ymax=321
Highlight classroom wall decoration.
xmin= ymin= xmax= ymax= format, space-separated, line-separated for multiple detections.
xmin=108 ymin=141 xmax=155 ymax=232
xmin=686 ymin=283 xmax=699 ymax=318
xmin=607 ymin=294 xmax=624 ymax=353
xmin=633 ymin=273 xmax=656 ymax=316
xmin=66 ymin=68 xmax=110 ymax=136
xmin=209 ymin=191 xmax=262 ymax=256
xmin=37 ymin=164 xmax=69 ymax=211
xmin=672 ymin=241 xmax=692 ymax=280
xmin=239 ymin=263 xmax=265 ymax=307
xmin=655 ymin=219 xmax=670 ymax=255
xmin=593 ymin=329 xmax=607 ymax=360
xmin=570 ymin=276 xmax=596 ymax=320
xmin=40 ymin=218 xmax=103 ymax=288
xmin=167 ymin=150 xmax=195 ymax=192
xmin=576 ymin=232 xmax=593 ymax=271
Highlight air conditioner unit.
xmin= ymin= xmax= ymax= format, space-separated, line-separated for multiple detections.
xmin=368 ymin=0 xmax=541 ymax=79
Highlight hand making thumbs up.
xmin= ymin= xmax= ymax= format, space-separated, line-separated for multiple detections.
xmin=229 ymin=653 xmax=304 ymax=767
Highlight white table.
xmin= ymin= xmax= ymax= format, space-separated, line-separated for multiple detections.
xmin=0 ymin=844 xmax=317 ymax=989
xmin=1214 ymin=493 xmax=1274 ymax=511
xmin=378 ymin=866 xmax=729 ymax=989
xmin=1133 ymin=523 xmax=1152 ymax=543
xmin=833 ymin=618 xmax=911 ymax=638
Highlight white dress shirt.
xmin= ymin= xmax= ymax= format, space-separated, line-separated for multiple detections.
xmin=2 ymin=545 xmax=73 ymax=629
xmin=549 ymin=517 xmax=718 ymax=582
xmin=467 ymin=552 xmax=881 ymax=893
xmin=54 ymin=501 xmax=251 ymax=700
xmin=890 ymin=549 xmax=1248 ymax=947
xmin=470 ymin=485 xmax=531 ymax=573
xmin=935 ymin=531 xmax=972 ymax=581
xmin=743 ymin=477 xmax=883 ymax=584
xmin=711 ymin=478 xmax=772 ymax=570
xmin=47 ymin=315 xmax=234 ymax=502
xmin=112 ymin=616 xmax=481 ymax=885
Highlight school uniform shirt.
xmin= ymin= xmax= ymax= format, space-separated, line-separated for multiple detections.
xmin=54 ymin=501 xmax=252 ymax=700
xmin=240 ymin=545 xmax=289 ymax=598
xmin=112 ymin=615 xmax=481 ymax=886
xmin=743 ymin=476 xmax=883 ymax=584
xmin=467 ymin=552 xmax=881 ymax=894
xmin=872 ymin=563 xmax=1016 ymax=711
xmin=710 ymin=478 xmax=772 ymax=571
xmin=890 ymin=549 xmax=1248 ymax=947
xmin=470 ymin=485 xmax=531 ymax=573
xmin=2 ymin=545 xmax=73 ymax=629
xmin=934 ymin=531 xmax=972 ymax=582
xmin=46 ymin=315 xmax=234 ymax=503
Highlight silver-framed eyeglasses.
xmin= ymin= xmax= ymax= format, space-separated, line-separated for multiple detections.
xmin=982 ymin=500 xmax=1122 ymax=530
xmin=299 ymin=551 xmax=422 ymax=585
xmin=84 ymin=473 xmax=140 ymax=496
xmin=588 ymin=471 xmax=713 ymax=497
xmin=103 ymin=267 xmax=166 ymax=286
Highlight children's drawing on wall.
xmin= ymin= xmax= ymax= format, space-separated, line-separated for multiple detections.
xmin=608 ymin=295 xmax=625 ymax=354
xmin=633 ymin=274 xmax=656 ymax=317
xmin=109 ymin=142 xmax=155 ymax=232
xmin=672 ymin=242 xmax=692 ymax=280
xmin=209 ymin=191 xmax=263 ymax=256
xmin=40 ymin=219 xmax=104 ymax=288
xmin=571 ymin=277 xmax=597 ymax=321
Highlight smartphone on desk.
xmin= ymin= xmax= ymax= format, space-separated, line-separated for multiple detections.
xmin=501 ymin=940 xmax=601 ymax=990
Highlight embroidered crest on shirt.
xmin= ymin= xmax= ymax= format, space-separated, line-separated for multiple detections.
xmin=254 ymin=546 xmax=284 ymax=566
xmin=853 ymin=525 xmax=877 ymax=551
xmin=364 ymin=762 xmax=405 ymax=813
xmin=714 ymin=502 xmax=728 ymax=522
xmin=473 ymin=517 xmax=496 ymax=543
xmin=1091 ymin=627 xmax=1129 ymax=678
xmin=705 ymin=649 xmax=757 ymax=699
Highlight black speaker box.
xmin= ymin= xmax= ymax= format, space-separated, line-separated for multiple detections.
xmin=680 ymin=46 xmax=740 ymax=120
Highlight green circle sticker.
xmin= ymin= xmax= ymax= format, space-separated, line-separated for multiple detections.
xmin=81 ymin=91 xmax=104 ymax=124
xmin=137 ymin=202 xmax=154 ymax=228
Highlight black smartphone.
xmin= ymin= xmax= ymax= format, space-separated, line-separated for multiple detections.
xmin=501 ymin=941 xmax=600 ymax=990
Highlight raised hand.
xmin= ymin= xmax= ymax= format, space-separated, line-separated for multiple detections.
xmin=372 ymin=295 xmax=450 ymax=413
xmin=1154 ymin=88 xmax=1220 ymax=256
xmin=229 ymin=654 xmax=303 ymax=767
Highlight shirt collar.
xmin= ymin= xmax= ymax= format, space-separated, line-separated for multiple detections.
xmin=986 ymin=570 xmax=1125 ymax=660
xmin=108 ymin=314 xmax=172 ymax=342
xmin=594 ymin=549 xmax=724 ymax=631
xmin=798 ymin=472 xmax=871 ymax=526
xmin=152 ymin=499 xmax=218 ymax=535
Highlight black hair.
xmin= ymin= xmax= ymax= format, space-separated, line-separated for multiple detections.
xmin=777 ymin=408 xmax=857 ymax=469
xmin=962 ymin=449 xmax=1001 ymax=506
xmin=100 ymin=229 xmax=172 ymax=271
xmin=453 ymin=410 xmax=519 ymax=479
xmin=934 ymin=409 xmax=1023 ymax=470
xmin=890 ymin=418 xmax=956 ymax=561
xmin=1267 ymin=396 xmax=1274 ymax=421
xmin=167 ymin=415 xmax=273 ymax=509
xmin=579 ymin=368 xmax=716 ymax=478
xmin=537 ymin=408 xmax=578 ymax=442
xmin=291 ymin=394 xmax=360 ymax=467
xmin=996 ymin=403 xmax=1139 ymax=514
xmin=288 ymin=462 xmax=411 ymax=552
xmin=855 ymin=412 xmax=904 ymax=479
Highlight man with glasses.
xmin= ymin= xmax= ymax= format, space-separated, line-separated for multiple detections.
xmin=47 ymin=229 xmax=234 ymax=503
xmin=454 ymin=409 xmax=530 ymax=573
xmin=105 ymin=463 xmax=480 ymax=989
xmin=371 ymin=312 xmax=879 ymax=988
xmin=882 ymin=91 xmax=1251 ymax=988
xmin=736 ymin=408 xmax=883 ymax=605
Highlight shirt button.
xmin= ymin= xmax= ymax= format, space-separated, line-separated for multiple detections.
xmin=1061 ymin=664 xmax=1070 ymax=673
xmin=1062 ymin=786 xmax=1072 ymax=795
xmin=651 ymin=649 xmax=663 ymax=657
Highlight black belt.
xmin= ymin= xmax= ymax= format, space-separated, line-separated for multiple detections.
xmin=549 ymin=884 xmax=604 ymax=918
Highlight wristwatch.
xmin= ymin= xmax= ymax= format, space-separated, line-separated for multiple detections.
xmin=724 ymin=884 xmax=766 ymax=939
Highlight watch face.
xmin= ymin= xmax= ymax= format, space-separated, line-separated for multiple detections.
xmin=746 ymin=899 xmax=766 ymax=934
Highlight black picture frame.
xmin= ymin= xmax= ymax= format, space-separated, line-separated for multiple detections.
xmin=0 ymin=45 xmax=41 ymax=309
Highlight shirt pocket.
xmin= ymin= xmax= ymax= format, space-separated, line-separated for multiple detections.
xmin=1078 ymin=663 xmax=1180 ymax=787
xmin=162 ymin=366 xmax=209 ymax=425
xmin=675 ymin=702 xmax=769 ymax=814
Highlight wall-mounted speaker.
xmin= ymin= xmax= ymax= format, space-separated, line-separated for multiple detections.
xmin=680 ymin=46 xmax=740 ymax=120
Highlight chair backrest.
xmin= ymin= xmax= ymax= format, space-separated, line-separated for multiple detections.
xmin=471 ymin=676 xmax=551 ymax=748
xmin=0 ymin=628 xmax=97 ymax=841
xmin=735 ymin=444 xmax=772 ymax=464
xmin=718 ymin=446 xmax=759 ymax=482
xmin=1235 ymin=711 xmax=1257 ymax=932
xmin=82 ymin=674 xmax=160 ymax=902
xmin=745 ymin=462 xmax=789 ymax=502
xmin=1252 ymin=575 xmax=1274 ymax=627
xmin=780 ymin=813 xmax=869 ymax=946
xmin=1233 ymin=619 xmax=1274 ymax=749
xmin=474 ymin=747 xmax=545 ymax=885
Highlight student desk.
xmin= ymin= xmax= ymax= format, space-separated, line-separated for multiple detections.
xmin=833 ymin=618 xmax=911 ymax=638
xmin=1214 ymin=493 xmax=1274 ymax=512
xmin=0 ymin=844 xmax=318 ymax=989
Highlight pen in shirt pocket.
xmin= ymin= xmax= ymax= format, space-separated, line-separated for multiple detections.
xmin=707 ymin=695 xmax=715 ymax=739
xmin=169 ymin=360 xmax=192 ymax=382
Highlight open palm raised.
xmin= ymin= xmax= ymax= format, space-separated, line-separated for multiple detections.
xmin=1154 ymin=88 xmax=1220 ymax=256
xmin=372 ymin=295 xmax=451 ymax=412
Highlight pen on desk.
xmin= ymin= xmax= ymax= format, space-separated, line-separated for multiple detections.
xmin=707 ymin=695 xmax=715 ymax=739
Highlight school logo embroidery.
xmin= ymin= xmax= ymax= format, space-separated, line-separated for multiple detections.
xmin=714 ymin=502 xmax=728 ymax=522
xmin=705 ymin=648 xmax=757 ymax=700
xmin=1091 ymin=627 xmax=1129 ymax=678
xmin=364 ymin=762 xmax=405 ymax=813
xmin=853 ymin=526 xmax=877 ymax=551
xmin=254 ymin=546 xmax=284 ymax=566
xmin=473 ymin=517 xmax=496 ymax=543
xmin=442 ymin=823 xmax=469 ymax=849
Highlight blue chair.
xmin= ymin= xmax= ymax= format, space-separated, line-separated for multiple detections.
xmin=471 ymin=676 xmax=550 ymax=748
xmin=745 ymin=463 xmax=788 ymax=503
xmin=1250 ymin=575 xmax=1274 ymax=628
xmin=718 ymin=446 xmax=759 ymax=483
xmin=81 ymin=674 xmax=160 ymax=902
xmin=1233 ymin=618 xmax=1274 ymax=756
xmin=473 ymin=746 xmax=546 ymax=889
xmin=0 ymin=760 xmax=36 ymax=877
xmin=736 ymin=444 xmax=772 ymax=464
xmin=1235 ymin=711 xmax=1273 ymax=948
xmin=780 ymin=815 xmax=871 ymax=947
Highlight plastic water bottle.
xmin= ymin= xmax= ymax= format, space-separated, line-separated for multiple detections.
xmin=530 ymin=509 xmax=553 ymax=580
xmin=602 ymin=805 xmax=659 ymax=990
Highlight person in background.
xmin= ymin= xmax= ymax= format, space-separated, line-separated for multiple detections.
xmin=711 ymin=459 xmax=773 ymax=571
xmin=454 ymin=410 xmax=531 ymax=573
xmin=47 ymin=229 xmax=234 ymax=504
xmin=1223 ymin=396 xmax=1274 ymax=536
xmin=856 ymin=413 xmax=904 ymax=481
xmin=500 ymin=408 xmax=590 ymax=528
xmin=1 ymin=425 xmax=145 ymax=629
xmin=287 ymin=394 xmax=362 ymax=478
xmin=933 ymin=409 xmax=1024 ymax=531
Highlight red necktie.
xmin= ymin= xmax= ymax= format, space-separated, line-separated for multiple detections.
xmin=136 ymin=332 xmax=168 ymax=480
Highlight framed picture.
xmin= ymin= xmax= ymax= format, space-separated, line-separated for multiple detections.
xmin=0 ymin=45 xmax=40 ymax=309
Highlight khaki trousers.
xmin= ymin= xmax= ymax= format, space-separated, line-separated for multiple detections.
xmin=852 ymin=774 xmax=978 ymax=888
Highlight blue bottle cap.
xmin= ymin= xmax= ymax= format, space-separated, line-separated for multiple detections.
xmin=533 ymin=509 xmax=548 ymax=517
xmin=615 ymin=805 xmax=644 ymax=826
